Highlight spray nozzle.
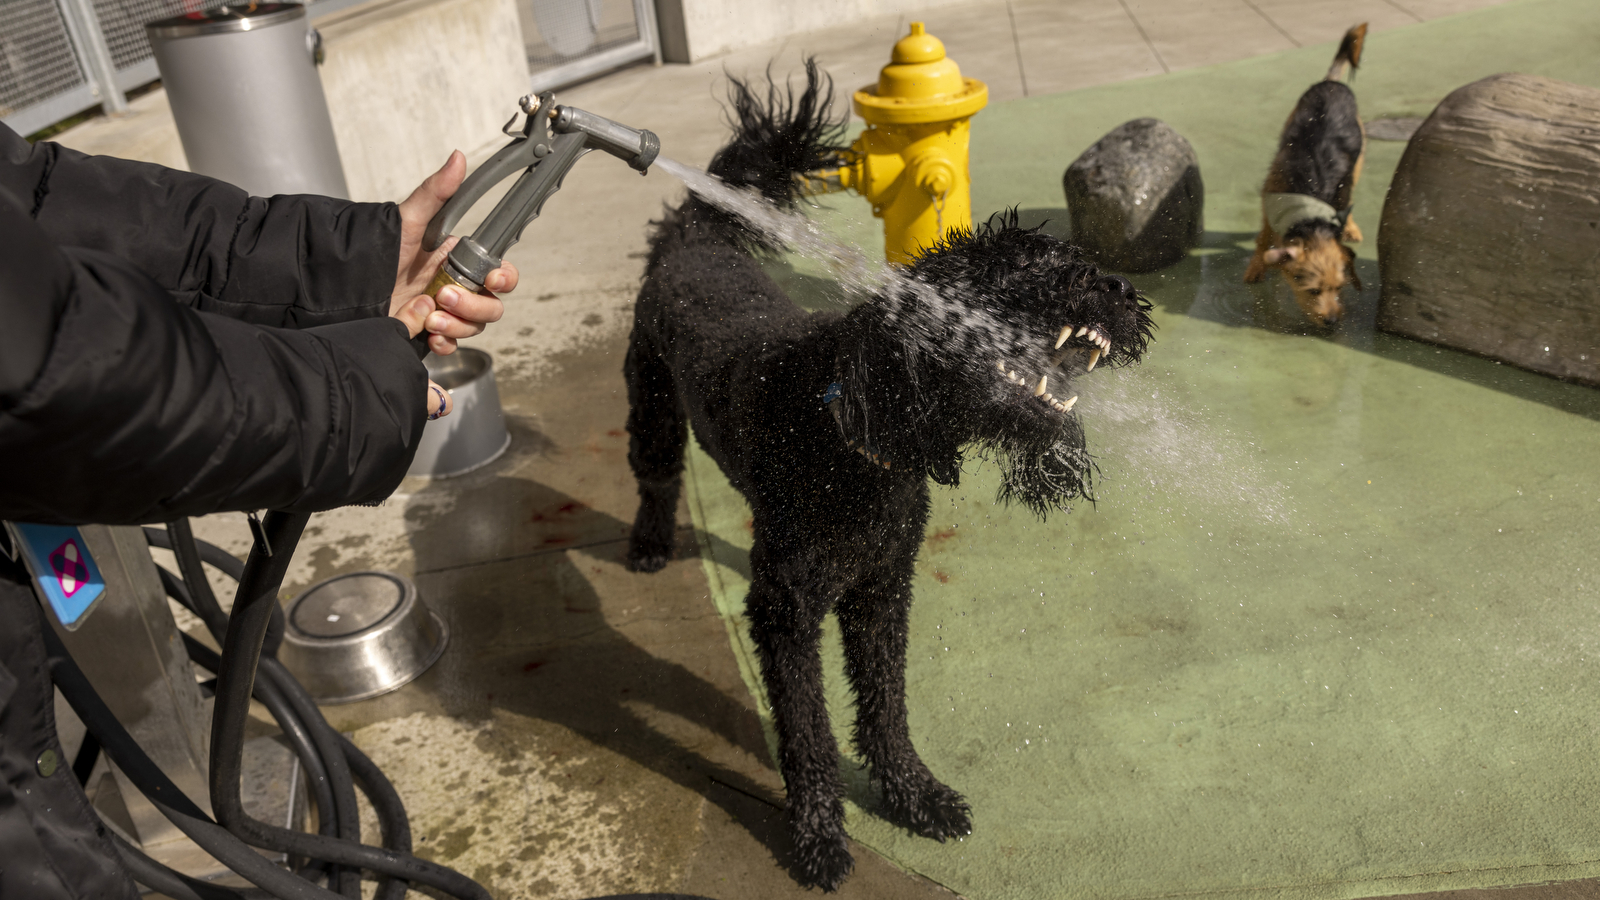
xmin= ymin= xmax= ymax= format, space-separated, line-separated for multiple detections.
xmin=550 ymin=104 xmax=659 ymax=172
xmin=422 ymin=92 xmax=660 ymax=293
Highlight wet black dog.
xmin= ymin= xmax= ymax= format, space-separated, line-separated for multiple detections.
xmin=624 ymin=63 xmax=1154 ymax=891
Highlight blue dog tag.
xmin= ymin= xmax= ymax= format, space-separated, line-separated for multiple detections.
xmin=10 ymin=523 xmax=107 ymax=629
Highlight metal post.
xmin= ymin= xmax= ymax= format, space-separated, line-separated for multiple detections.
xmin=53 ymin=0 xmax=130 ymax=115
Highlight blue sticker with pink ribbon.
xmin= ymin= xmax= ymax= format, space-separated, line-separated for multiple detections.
xmin=12 ymin=523 xmax=106 ymax=628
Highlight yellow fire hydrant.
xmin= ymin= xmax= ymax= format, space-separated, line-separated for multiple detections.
xmin=803 ymin=22 xmax=988 ymax=264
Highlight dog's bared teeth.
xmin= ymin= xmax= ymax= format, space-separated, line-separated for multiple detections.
xmin=1043 ymin=392 xmax=1054 ymax=402
xmin=1034 ymin=375 xmax=1048 ymax=396
xmin=1063 ymin=395 xmax=1079 ymax=411
xmin=1075 ymin=326 xmax=1088 ymax=338
xmin=1086 ymin=348 xmax=1102 ymax=372
xmin=1055 ymin=325 xmax=1072 ymax=349
xmin=996 ymin=359 xmax=1006 ymax=372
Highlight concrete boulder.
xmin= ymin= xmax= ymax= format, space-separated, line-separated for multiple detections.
xmin=1378 ymin=74 xmax=1600 ymax=384
xmin=1062 ymin=118 xmax=1203 ymax=273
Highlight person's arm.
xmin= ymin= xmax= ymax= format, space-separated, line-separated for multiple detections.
xmin=4 ymin=123 xmax=516 ymax=353
xmin=2 ymin=122 xmax=400 ymax=330
xmin=0 ymin=195 xmax=427 ymax=525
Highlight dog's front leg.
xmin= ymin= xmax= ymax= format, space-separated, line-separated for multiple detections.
xmin=838 ymin=583 xmax=972 ymax=842
xmin=747 ymin=580 xmax=854 ymax=891
xmin=624 ymin=330 xmax=686 ymax=572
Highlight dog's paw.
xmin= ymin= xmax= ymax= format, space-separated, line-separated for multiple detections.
xmin=882 ymin=779 xmax=972 ymax=842
xmin=792 ymin=832 xmax=854 ymax=892
xmin=624 ymin=547 xmax=671 ymax=573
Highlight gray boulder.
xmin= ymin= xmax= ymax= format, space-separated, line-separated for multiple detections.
xmin=1378 ymin=74 xmax=1600 ymax=385
xmin=1062 ymin=118 xmax=1203 ymax=273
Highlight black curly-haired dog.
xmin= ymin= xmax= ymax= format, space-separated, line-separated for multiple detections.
xmin=624 ymin=62 xmax=1154 ymax=891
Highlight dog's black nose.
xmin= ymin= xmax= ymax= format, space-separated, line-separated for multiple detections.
xmin=1099 ymin=275 xmax=1134 ymax=295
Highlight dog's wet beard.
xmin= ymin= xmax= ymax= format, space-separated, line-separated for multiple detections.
xmin=837 ymin=289 xmax=1101 ymax=518
xmin=825 ymin=219 xmax=1156 ymax=519
xmin=981 ymin=421 xmax=1096 ymax=516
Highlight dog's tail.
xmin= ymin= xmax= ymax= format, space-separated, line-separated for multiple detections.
xmin=705 ymin=58 xmax=850 ymax=205
xmin=1324 ymin=23 xmax=1367 ymax=82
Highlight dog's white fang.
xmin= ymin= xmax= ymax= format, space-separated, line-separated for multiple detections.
xmin=1063 ymin=395 xmax=1079 ymax=411
xmin=1086 ymin=348 xmax=1102 ymax=372
xmin=1034 ymin=375 xmax=1048 ymax=396
xmin=1055 ymin=325 xmax=1072 ymax=349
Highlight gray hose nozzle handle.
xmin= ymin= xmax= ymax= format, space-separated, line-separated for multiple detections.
xmin=422 ymin=94 xmax=659 ymax=269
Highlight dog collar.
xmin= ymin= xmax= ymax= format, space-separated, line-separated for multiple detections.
xmin=821 ymin=381 xmax=891 ymax=470
xmin=1263 ymin=192 xmax=1353 ymax=238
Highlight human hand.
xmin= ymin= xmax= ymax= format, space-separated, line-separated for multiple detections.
xmin=394 ymin=295 xmax=454 ymax=419
xmin=390 ymin=151 xmax=518 ymax=355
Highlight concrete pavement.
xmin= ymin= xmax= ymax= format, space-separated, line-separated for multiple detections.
xmin=50 ymin=1 xmax=1541 ymax=897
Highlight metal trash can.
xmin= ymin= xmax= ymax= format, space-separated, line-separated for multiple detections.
xmin=147 ymin=3 xmax=348 ymax=198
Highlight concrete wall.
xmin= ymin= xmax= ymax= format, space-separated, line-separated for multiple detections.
xmin=53 ymin=0 xmax=527 ymax=205
xmin=317 ymin=0 xmax=530 ymax=201
xmin=654 ymin=0 xmax=964 ymax=63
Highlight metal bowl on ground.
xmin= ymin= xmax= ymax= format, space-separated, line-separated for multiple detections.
xmin=277 ymin=571 xmax=447 ymax=704
xmin=406 ymin=347 xmax=511 ymax=478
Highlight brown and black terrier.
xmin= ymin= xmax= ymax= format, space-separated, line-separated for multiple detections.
xmin=1244 ymin=24 xmax=1368 ymax=326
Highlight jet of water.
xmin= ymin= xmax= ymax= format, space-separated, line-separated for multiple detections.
xmin=651 ymin=158 xmax=1293 ymax=522
xmin=652 ymin=157 xmax=1029 ymax=359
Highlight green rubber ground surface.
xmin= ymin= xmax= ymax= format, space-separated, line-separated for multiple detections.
xmin=684 ymin=1 xmax=1600 ymax=897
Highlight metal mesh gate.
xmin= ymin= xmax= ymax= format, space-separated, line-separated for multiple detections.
xmin=2 ymin=0 xmax=233 ymax=136
xmin=1 ymin=0 xmax=88 ymax=114
xmin=93 ymin=0 xmax=206 ymax=70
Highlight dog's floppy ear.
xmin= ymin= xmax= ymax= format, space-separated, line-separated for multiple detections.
xmin=1262 ymin=245 xmax=1301 ymax=266
xmin=1341 ymin=243 xmax=1362 ymax=291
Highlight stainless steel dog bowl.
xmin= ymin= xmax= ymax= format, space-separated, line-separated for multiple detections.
xmin=406 ymin=348 xmax=511 ymax=478
xmin=277 ymin=571 xmax=447 ymax=704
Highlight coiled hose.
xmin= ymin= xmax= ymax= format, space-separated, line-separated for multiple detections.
xmin=44 ymin=511 xmax=492 ymax=900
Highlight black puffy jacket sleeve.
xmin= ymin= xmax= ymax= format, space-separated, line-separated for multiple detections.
xmin=0 ymin=127 xmax=427 ymax=525
xmin=1 ymin=124 xmax=400 ymax=328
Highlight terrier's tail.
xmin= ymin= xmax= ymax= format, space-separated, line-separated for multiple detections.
xmin=706 ymin=58 xmax=849 ymax=205
xmin=1325 ymin=23 xmax=1368 ymax=82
